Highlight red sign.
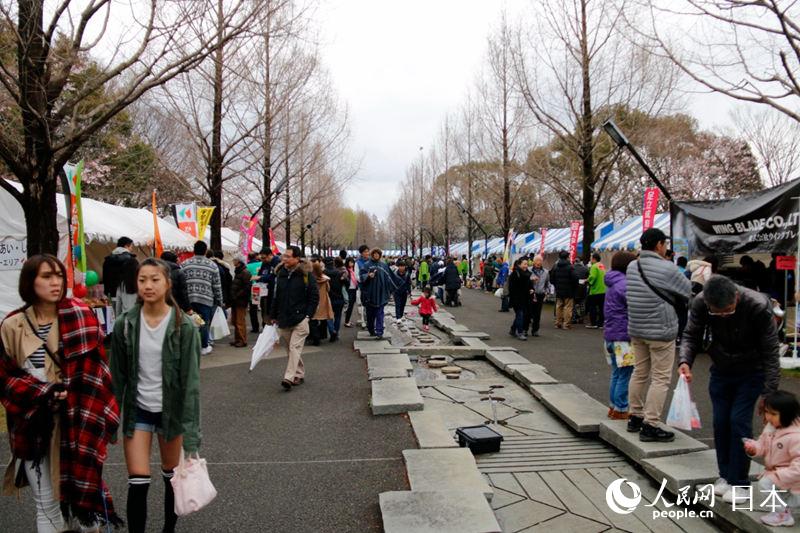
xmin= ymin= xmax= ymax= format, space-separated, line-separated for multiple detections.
xmin=642 ymin=187 xmax=660 ymax=231
xmin=568 ymin=221 xmax=581 ymax=263
xmin=776 ymin=256 xmax=797 ymax=270
xmin=539 ymin=228 xmax=547 ymax=256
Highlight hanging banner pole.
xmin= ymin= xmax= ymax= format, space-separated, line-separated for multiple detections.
xmin=539 ymin=228 xmax=547 ymax=257
xmin=73 ymin=160 xmax=86 ymax=273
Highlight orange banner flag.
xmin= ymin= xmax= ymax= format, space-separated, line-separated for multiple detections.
xmin=152 ymin=190 xmax=164 ymax=258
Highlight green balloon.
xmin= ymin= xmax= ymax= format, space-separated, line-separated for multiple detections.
xmin=85 ymin=270 xmax=99 ymax=287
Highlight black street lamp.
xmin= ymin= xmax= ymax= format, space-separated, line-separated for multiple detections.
xmin=602 ymin=119 xmax=673 ymax=202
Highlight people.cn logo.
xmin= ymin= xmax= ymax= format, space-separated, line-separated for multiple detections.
xmin=605 ymin=478 xmax=642 ymax=514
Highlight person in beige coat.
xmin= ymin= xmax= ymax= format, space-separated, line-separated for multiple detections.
xmin=309 ymin=260 xmax=333 ymax=346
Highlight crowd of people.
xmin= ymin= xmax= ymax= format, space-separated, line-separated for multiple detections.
xmin=1 ymin=229 xmax=799 ymax=530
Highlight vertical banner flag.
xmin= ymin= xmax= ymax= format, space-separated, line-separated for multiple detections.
xmin=268 ymin=228 xmax=280 ymax=255
xmin=174 ymin=202 xmax=198 ymax=237
xmin=152 ymin=190 xmax=163 ymax=258
xmin=62 ymin=163 xmax=77 ymax=289
xmin=503 ymin=228 xmax=515 ymax=263
xmin=539 ymin=228 xmax=547 ymax=256
xmin=642 ymin=187 xmax=660 ymax=231
xmin=197 ymin=207 xmax=215 ymax=240
xmin=568 ymin=220 xmax=581 ymax=264
xmin=240 ymin=215 xmax=259 ymax=257
xmin=69 ymin=160 xmax=87 ymax=274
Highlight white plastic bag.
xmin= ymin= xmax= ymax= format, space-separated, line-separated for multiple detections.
xmin=494 ymin=288 xmax=504 ymax=298
xmin=249 ymin=324 xmax=280 ymax=371
xmin=171 ymin=452 xmax=217 ymax=516
xmin=209 ymin=307 xmax=230 ymax=340
xmin=666 ymin=375 xmax=696 ymax=431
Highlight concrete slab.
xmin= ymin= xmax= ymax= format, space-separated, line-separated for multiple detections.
xmin=453 ymin=331 xmax=491 ymax=339
xmin=366 ymin=353 xmax=412 ymax=371
xmin=510 ymin=364 xmax=559 ymax=385
xmin=380 ymin=491 xmax=501 ymax=533
xmin=356 ymin=348 xmax=402 ymax=359
xmin=368 ymin=367 xmax=413 ymax=380
xmin=530 ymin=383 xmax=609 ymax=434
xmin=403 ymin=448 xmax=494 ymax=501
xmin=640 ymin=448 xmax=763 ymax=493
xmin=485 ymin=350 xmax=530 ymax=371
xmin=599 ymin=420 xmax=708 ymax=462
xmin=371 ymin=378 xmax=424 ymax=415
xmin=408 ymin=410 xmax=458 ymax=448
xmin=460 ymin=337 xmax=491 ymax=349
xmin=401 ymin=346 xmax=487 ymax=357
xmin=353 ymin=340 xmax=392 ymax=352
xmin=692 ymin=481 xmax=781 ymax=533
xmin=357 ymin=331 xmax=393 ymax=340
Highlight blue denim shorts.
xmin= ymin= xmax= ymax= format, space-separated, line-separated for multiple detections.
xmin=134 ymin=407 xmax=164 ymax=435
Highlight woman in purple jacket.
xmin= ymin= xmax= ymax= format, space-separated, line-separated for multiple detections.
xmin=604 ymin=251 xmax=638 ymax=420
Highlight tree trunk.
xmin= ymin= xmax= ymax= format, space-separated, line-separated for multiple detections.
xmin=22 ymin=167 xmax=60 ymax=256
xmin=579 ymin=0 xmax=595 ymax=263
xmin=260 ymin=29 xmax=273 ymax=245
xmin=209 ymin=0 xmax=224 ymax=250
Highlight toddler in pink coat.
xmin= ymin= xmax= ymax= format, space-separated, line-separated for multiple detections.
xmin=411 ymin=287 xmax=438 ymax=332
xmin=744 ymin=390 xmax=800 ymax=527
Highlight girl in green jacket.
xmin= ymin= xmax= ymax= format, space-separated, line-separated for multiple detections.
xmin=110 ymin=258 xmax=201 ymax=533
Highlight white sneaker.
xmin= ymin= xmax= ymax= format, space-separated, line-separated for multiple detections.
xmin=201 ymin=346 xmax=212 ymax=355
xmin=701 ymin=477 xmax=730 ymax=496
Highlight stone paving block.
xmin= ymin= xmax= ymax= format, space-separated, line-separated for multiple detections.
xmin=510 ymin=364 xmax=559 ymax=385
xmin=356 ymin=348 xmax=402 ymax=359
xmin=368 ymin=367 xmax=413 ymax=380
xmin=356 ymin=331 xmax=393 ymax=340
xmin=494 ymin=499 xmax=563 ymax=532
xmin=599 ymin=420 xmax=708 ymax=462
xmin=403 ymin=448 xmax=494 ymax=501
xmin=401 ymin=346 xmax=487 ymax=358
xmin=408 ymin=410 xmax=458 ymax=448
xmin=454 ymin=331 xmax=491 ymax=339
xmin=380 ymin=491 xmax=501 ymax=533
xmin=530 ymin=383 xmax=609 ymax=434
xmin=691 ymin=481 xmax=779 ymax=533
xmin=486 ymin=350 xmax=530 ymax=371
xmin=640 ymin=448 xmax=763 ymax=493
xmin=372 ymin=378 xmax=424 ymax=415
xmin=366 ymin=353 xmax=412 ymax=371
xmin=353 ymin=340 xmax=392 ymax=352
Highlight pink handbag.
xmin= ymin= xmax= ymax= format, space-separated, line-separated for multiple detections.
xmin=171 ymin=452 xmax=217 ymax=516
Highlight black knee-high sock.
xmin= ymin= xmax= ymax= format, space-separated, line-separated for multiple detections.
xmin=162 ymin=468 xmax=177 ymax=533
xmin=127 ymin=476 xmax=150 ymax=533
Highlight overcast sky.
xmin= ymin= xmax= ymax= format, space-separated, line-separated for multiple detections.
xmin=317 ymin=0 xmax=737 ymax=220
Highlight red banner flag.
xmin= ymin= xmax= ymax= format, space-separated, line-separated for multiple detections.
xmin=269 ymin=228 xmax=280 ymax=255
xmin=642 ymin=187 xmax=660 ymax=231
xmin=152 ymin=190 xmax=164 ymax=258
xmin=568 ymin=221 xmax=581 ymax=263
xmin=538 ymin=228 xmax=547 ymax=256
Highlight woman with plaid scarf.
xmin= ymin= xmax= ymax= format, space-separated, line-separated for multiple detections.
xmin=110 ymin=258 xmax=201 ymax=533
xmin=0 ymin=254 xmax=121 ymax=532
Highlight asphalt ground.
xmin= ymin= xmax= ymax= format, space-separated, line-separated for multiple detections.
xmin=449 ymin=287 xmax=800 ymax=447
xmin=0 ymin=322 xmax=415 ymax=532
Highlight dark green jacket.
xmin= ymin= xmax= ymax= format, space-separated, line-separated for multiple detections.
xmin=110 ymin=304 xmax=202 ymax=452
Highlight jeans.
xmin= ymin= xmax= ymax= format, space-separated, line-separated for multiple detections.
xmin=587 ymin=293 xmax=606 ymax=327
xmin=512 ymin=307 xmax=526 ymax=335
xmin=328 ymin=299 xmax=345 ymax=335
xmin=529 ymin=294 xmax=545 ymax=334
xmin=365 ymin=305 xmax=385 ymax=336
xmin=344 ymin=288 xmax=358 ymax=324
xmin=445 ymin=289 xmax=459 ymax=306
xmin=501 ymin=295 xmax=510 ymax=312
xmin=606 ymin=341 xmax=634 ymax=411
xmin=191 ymin=302 xmax=214 ymax=348
xmin=710 ymin=370 xmax=764 ymax=485
xmin=24 ymin=456 xmax=65 ymax=533
xmin=394 ymin=294 xmax=407 ymax=319
xmin=248 ymin=303 xmax=260 ymax=333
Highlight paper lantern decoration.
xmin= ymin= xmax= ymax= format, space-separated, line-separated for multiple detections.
xmin=73 ymin=284 xmax=88 ymax=298
xmin=85 ymin=270 xmax=99 ymax=287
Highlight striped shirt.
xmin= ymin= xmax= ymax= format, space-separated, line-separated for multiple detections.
xmin=29 ymin=323 xmax=52 ymax=369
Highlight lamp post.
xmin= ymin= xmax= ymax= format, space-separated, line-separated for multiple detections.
xmin=602 ymin=119 xmax=672 ymax=202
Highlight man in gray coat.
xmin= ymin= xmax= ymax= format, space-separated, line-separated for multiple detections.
xmin=626 ymin=228 xmax=692 ymax=442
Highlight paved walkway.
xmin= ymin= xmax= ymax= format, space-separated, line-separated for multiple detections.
xmin=0 ymin=322 xmax=415 ymax=532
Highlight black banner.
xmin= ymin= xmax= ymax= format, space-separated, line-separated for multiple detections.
xmin=671 ymin=178 xmax=800 ymax=256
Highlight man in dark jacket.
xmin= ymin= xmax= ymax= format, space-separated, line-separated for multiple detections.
xmin=230 ymin=257 xmax=252 ymax=347
xmin=212 ymin=250 xmax=233 ymax=309
xmin=550 ymin=251 xmax=577 ymax=329
xmin=257 ymin=249 xmax=281 ymax=327
xmin=443 ymin=258 xmax=462 ymax=307
xmin=359 ymin=248 xmax=397 ymax=338
xmin=678 ymin=275 xmax=780 ymax=500
xmin=393 ymin=261 xmax=413 ymax=319
xmin=270 ymin=246 xmax=319 ymax=390
xmin=325 ymin=257 xmax=347 ymax=342
xmin=571 ymin=259 xmax=590 ymax=325
xmin=102 ymin=236 xmax=138 ymax=309
xmin=160 ymin=251 xmax=191 ymax=312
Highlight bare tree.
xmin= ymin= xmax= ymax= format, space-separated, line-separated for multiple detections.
xmin=0 ymin=0 xmax=262 ymax=255
xmin=732 ymin=106 xmax=800 ymax=186
xmin=639 ymin=0 xmax=800 ymax=123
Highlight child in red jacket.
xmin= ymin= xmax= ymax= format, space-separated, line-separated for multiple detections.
xmin=411 ymin=287 xmax=438 ymax=332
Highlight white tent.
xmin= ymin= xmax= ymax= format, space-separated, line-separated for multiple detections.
xmin=592 ymin=213 xmax=670 ymax=252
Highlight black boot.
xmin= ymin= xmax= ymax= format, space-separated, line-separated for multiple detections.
xmin=626 ymin=415 xmax=643 ymax=433
xmin=639 ymin=423 xmax=675 ymax=442
xmin=162 ymin=469 xmax=178 ymax=533
xmin=127 ymin=476 xmax=150 ymax=533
